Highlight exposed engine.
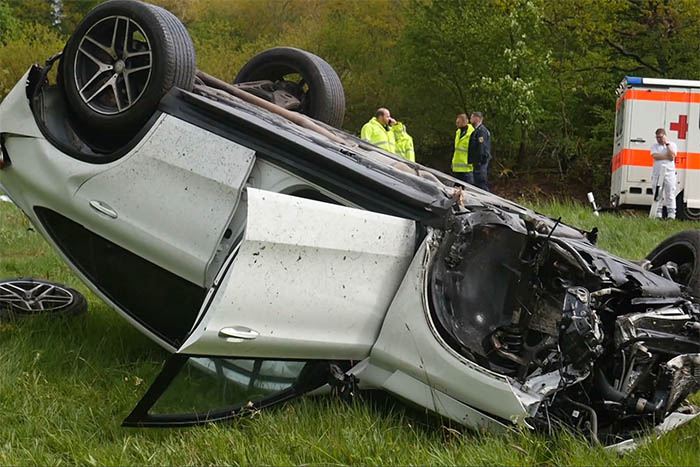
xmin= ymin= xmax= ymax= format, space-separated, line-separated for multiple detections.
xmin=430 ymin=208 xmax=700 ymax=443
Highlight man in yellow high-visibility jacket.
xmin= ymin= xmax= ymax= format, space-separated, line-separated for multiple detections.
xmin=361 ymin=108 xmax=398 ymax=155
xmin=451 ymin=113 xmax=475 ymax=184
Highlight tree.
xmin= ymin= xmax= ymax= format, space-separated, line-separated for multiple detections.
xmin=0 ymin=0 xmax=20 ymax=40
xmin=395 ymin=0 xmax=547 ymax=169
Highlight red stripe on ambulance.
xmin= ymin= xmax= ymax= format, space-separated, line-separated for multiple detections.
xmin=612 ymin=149 xmax=700 ymax=173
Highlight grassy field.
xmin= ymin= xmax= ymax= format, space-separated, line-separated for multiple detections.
xmin=1 ymin=198 xmax=699 ymax=466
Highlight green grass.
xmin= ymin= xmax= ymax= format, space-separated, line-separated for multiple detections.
xmin=1 ymin=198 xmax=700 ymax=466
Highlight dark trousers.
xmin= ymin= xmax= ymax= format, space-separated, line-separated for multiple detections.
xmin=452 ymin=171 xmax=474 ymax=185
xmin=473 ymin=163 xmax=489 ymax=192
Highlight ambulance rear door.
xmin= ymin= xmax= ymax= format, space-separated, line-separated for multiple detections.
xmin=674 ymin=87 xmax=700 ymax=209
xmin=611 ymin=92 xmax=630 ymax=202
xmin=625 ymin=89 xmax=666 ymax=186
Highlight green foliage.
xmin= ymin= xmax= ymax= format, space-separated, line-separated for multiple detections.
xmin=395 ymin=0 xmax=548 ymax=166
xmin=0 ymin=21 xmax=65 ymax=98
xmin=0 ymin=0 xmax=20 ymax=40
xmin=1 ymin=0 xmax=700 ymax=194
xmin=6 ymin=0 xmax=52 ymax=27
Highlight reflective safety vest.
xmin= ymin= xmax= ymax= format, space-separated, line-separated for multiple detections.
xmin=452 ymin=125 xmax=475 ymax=172
xmin=393 ymin=122 xmax=415 ymax=162
xmin=361 ymin=117 xmax=396 ymax=154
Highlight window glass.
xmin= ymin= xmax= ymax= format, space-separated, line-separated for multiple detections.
xmin=616 ymin=99 xmax=625 ymax=137
xmin=149 ymin=358 xmax=306 ymax=415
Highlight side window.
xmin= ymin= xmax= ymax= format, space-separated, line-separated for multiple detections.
xmin=123 ymin=355 xmax=329 ymax=427
xmin=616 ymin=98 xmax=625 ymax=137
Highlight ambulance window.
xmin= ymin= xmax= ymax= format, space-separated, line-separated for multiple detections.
xmin=616 ymin=100 xmax=625 ymax=137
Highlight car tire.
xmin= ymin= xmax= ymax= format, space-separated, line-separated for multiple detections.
xmin=60 ymin=0 xmax=196 ymax=134
xmin=234 ymin=47 xmax=345 ymax=128
xmin=0 ymin=278 xmax=87 ymax=319
xmin=675 ymin=192 xmax=700 ymax=221
xmin=646 ymin=230 xmax=700 ymax=298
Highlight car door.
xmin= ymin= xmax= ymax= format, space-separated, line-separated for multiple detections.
xmin=40 ymin=114 xmax=256 ymax=348
xmin=125 ymin=188 xmax=419 ymax=425
xmin=74 ymin=114 xmax=256 ymax=288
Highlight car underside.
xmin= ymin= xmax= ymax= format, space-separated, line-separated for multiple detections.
xmin=0 ymin=0 xmax=698 ymax=448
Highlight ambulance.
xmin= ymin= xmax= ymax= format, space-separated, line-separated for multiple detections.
xmin=610 ymin=76 xmax=700 ymax=220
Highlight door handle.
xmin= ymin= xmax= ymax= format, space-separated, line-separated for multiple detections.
xmin=630 ymin=138 xmax=646 ymax=143
xmin=89 ymin=200 xmax=118 ymax=219
xmin=219 ymin=326 xmax=259 ymax=341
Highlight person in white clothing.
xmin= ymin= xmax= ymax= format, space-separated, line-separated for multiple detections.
xmin=650 ymin=128 xmax=677 ymax=219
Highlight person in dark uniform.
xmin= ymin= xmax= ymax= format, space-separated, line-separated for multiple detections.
xmin=468 ymin=111 xmax=492 ymax=192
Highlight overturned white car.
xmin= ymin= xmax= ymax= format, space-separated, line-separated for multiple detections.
xmin=0 ymin=0 xmax=698 ymax=446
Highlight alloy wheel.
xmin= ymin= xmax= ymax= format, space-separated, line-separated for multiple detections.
xmin=73 ymin=15 xmax=153 ymax=115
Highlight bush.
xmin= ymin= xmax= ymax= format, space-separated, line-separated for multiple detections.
xmin=0 ymin=22 xmax=65 ymax=100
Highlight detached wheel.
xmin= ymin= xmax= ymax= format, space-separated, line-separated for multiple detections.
xmin=676 ymin=192 xmax=700 ymax=221
xmin=60 ymin=0 xmax=196 ymax=133
xmin=0 ymin=278 xmax=87 ymax=319
xmin=646 ymin=230 xmax=700 ymax=298
xmin=235 ymin=47 xmax=345 ymax=128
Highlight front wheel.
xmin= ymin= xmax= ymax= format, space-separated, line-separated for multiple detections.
xmin=60 ymin=0 xmax=196 ymax=134
xmin=646 ymin=230 xmax=700 ymax=298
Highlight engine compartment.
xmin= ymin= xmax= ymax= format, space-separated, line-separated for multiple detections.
xmin=429 ymin=207 xmax=700 ymax=443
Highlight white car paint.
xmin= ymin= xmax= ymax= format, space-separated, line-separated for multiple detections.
xmin=75 ymin=115 xmax=256 ymax=287
xmin=180 ymin=188 xmax=417 ymax=359
xmin=353 ymin=234 xmax=538 ymax=426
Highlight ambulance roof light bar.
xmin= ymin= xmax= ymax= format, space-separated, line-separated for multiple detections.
xmin=623 ymin=75 xmax=700 ymax=89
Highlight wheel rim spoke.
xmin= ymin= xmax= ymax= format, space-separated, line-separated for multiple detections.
xmin=123 ymin=72 xmax=133 ymax=106
xmin=113 ymin=79 xmax=122 ymax=111
xmin=122 ymin=17 xmax=130 ymax=58
xmin=79 ymin=68 xmax=110 ymax=94
xmin=78 ymin=46 xmax=110 ymax=69
xmin=124 ymin=49 xmax=151 ymax=59
xmin=84 ymin=74 xmax=117 ymax=104
xmin=0 ymin=296 xmax=25 ymax=303
xmin=124 ymin=65 xmax=151 ymax=75
xmin=84 ymin=34 xmax=116 ymax=60
xmin=110 ymin=16 xmax=120 ymax=56
xmin=1 ymin=283 xmax=26 ymax=298
xmin=27 ymin=283 xmax=46 ymax=295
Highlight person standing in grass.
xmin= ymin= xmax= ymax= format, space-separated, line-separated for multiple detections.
xmin=650 ymin=128 xmax=677 ymax=220
xmin=451 ymin=113 xmax=475 ymax=184
xmin=469 ymin=111 xmax=492 ymax=192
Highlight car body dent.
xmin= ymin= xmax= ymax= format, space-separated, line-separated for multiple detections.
xmin=180 ymin=188 xmax=417 ymax=359
xmin=356 ymin=235 xmax=535 ymax=425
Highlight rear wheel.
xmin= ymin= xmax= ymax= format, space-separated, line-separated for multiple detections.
xmin=234 ymin=47 xmax=345 ymax=128
xmin=646 ymin=230 xmax=700 ymax=298
xmin=60 ymin=0 xmax=196 ymax=134
xmin=676 ymin=192 xmax=700 ymax=221
xmin=0 ymin=278 xmax=87 ymax=319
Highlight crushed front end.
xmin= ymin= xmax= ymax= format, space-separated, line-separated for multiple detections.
xmin=429 ymin=205 xmax=700 ymax=444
